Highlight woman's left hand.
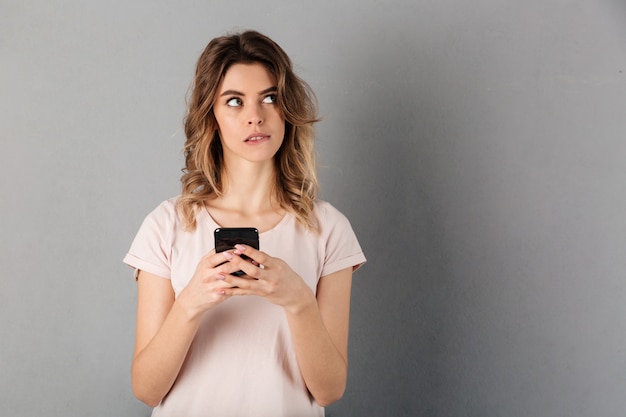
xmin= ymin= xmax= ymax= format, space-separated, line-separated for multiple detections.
xmin=220 ymin=244 xmax=315 ymax=313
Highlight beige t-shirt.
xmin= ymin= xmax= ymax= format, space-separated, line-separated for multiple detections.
xmin=124 ymin=197 xmax=366 ymax=417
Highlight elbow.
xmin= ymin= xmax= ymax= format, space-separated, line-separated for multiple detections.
xmin=315 ymin=391 xmax=345 ymax=407
xmin=135 ymin=395 xmax=160 ymax=409
xmin=131 ymin=369 xmax=163 ymax=408
xmin=132 ymin=382 xmax=162 ymax=408
xmin=313 ymin=383 xmax=346 ymax=407
xmin=311 ymin=363 xmax=348 ymax=407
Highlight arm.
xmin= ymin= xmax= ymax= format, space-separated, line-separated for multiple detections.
xmin=131 ymin=252 xmax=236 ymax=407
xmin=284 ymin=267 xmax=353 ymax=406
xmin=132 ymin=271 xmax=198 ymax=407
xmin=222 ymin=247 xmax=353 ymax=406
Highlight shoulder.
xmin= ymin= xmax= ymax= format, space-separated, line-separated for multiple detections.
xmin=140 ymin=196 xmax=184 ymax=231
xmin=314 ymin=199 xmax=344 ymax=220
xmin=148 ymin=196 xmax=180 ymax=218
xmin=313 ymin=200 xmax=354 ymax=234
xmin=311 ymin=199 xmax=366 ymax=274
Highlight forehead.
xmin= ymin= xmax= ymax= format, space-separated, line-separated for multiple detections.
xmin=218 ymin=63 xmax=276 ymax=92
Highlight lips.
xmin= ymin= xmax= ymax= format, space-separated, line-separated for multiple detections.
xmin=245 ymin=132 xmax=270 ymax=142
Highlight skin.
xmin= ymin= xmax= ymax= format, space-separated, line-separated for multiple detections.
xmin=131 ymin=63 xmax=353 ymax=408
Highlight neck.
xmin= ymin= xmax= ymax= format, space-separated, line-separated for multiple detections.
xmin=220 ymin=160 xmax=278 ymax=214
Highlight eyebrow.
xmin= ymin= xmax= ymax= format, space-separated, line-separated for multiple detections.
xmin=219 ymin=86 xmax=278 ymax=97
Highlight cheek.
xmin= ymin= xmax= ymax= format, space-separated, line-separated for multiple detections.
xmin=216 ymin=118 xmax=238 ymax=138
xmin=274 ymin=114 xmax=286 ymax=135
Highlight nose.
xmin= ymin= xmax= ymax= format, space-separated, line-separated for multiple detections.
xmin=247 ymin=105 xmax=263 ymax=125
xmin=247 ymin=116 xmax=263 ymax=125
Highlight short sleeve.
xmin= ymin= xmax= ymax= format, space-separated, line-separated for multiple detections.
xmin=317 ymin=201 xmax=366 ymax=277
xmin=122 ymin=199 xmax=178 ymax=279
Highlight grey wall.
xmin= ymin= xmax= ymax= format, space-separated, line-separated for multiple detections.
xmin=2 ymin=1 xmax=626 ymax=416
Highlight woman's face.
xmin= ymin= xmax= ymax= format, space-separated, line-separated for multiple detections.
xmin=213 ymin=62 xmax=285 ymax=166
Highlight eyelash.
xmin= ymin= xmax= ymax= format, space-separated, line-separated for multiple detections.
xmin=226 ymin=97 xmax=243 ymax=107
xmin=225 ymin=94 xmax=277 ymax=107
xmin=262 ymin=94 xmax=277 ymax=104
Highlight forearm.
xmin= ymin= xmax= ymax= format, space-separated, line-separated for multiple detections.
xmin=285 ymin=296 xmax=348 ymax=407
xmin=132 ymin=301 xmax=201 ymax=407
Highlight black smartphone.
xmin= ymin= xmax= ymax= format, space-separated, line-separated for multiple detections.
xmin=214 ymin=227 xmax=259 ymax=276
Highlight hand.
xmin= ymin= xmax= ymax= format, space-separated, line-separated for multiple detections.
xmin=220 ymin=245 xmax=316 ymax=313
xmin=175 ymin=249 xmax=240 ymax=320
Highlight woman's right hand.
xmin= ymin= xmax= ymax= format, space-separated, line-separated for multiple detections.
xmin=175 ymin=249 xmax=239 ymax=320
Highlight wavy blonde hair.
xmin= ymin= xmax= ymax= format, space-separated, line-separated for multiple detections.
xmin=179 ymin=30 xmax=320 ymax=231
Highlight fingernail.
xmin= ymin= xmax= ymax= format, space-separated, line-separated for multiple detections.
xmin=234 ymin=244 xmax=246 ymax=251
xmin=223 ymin=251 xmax=233 ymax=260
xmin=216 ymin=274 xmax=225 ymax=280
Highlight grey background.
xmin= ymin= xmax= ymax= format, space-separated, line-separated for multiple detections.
xmin=2 ymin=1 xmax=626 ymax=416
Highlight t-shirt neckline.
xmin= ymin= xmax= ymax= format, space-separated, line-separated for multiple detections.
xmin=200 ymin=207 xmax=291 ymax=236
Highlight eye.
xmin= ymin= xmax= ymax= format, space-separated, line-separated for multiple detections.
xmin=262 ymin=94 xmax=277 ymax=104
xmin=226 ymin=97 xmax=243 ymax=107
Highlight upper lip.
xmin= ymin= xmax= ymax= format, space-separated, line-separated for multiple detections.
xmin=245 ymin=132 xmax=270 ymax=141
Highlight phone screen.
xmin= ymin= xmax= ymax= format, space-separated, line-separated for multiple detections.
xmin=214 ymin=227 xmax=259 ymax=253
xmin=214 ymin=228 xmax=259 ymax=276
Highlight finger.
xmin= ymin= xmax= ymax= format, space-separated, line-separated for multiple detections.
xmin=199 ymin=249 xmax=235 ymax=270
xmin=223 ymin=273 xmax=257 ymax=287
xmin=214 ymin=259 xmax=246 ymax=277
xmin=224 ymin=288 xmax=256 ymax=297
xmin=233 ymin=244 xmax=271 ymax=267
xmin=201 ymin=270 xmax=237 ymax=286
xmin=214 ymin=277 xmax=238 ymax=289
xmin=227 ymin=252 xmax=266 ymax=279
xmin=211 ymin=250 xmax=248 ymax=273
xmin=217 ymin=271 xmax=262 ymax=298
xmin=199 ymin=248 xmax=217 ymax=262
xmin=210 ymin=249 xmax=237 ymax=266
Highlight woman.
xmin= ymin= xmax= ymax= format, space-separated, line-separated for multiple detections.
xmin=123 ymin=30 xmax=366 ymax=417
